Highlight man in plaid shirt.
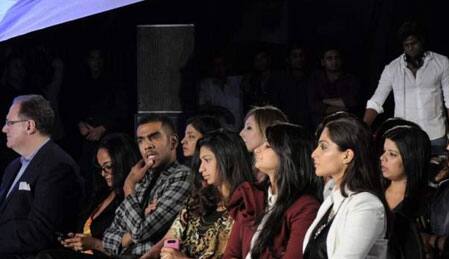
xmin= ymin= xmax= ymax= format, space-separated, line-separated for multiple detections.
xmin=102 ymin=115 xmax=191 ymax=257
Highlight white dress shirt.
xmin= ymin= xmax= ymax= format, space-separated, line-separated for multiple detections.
xmin=303 ymin=187 xmax=387 ymax=259
xmin=366 ymin=51 xmax=449 ymax=140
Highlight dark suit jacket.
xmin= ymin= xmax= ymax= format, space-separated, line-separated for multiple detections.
xmin=0 ymin=140 xmax=83 ymax=258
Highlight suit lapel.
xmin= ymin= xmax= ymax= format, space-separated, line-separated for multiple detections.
xmin=0 ymin=141 xmax=52 ymax=210
xmin=0 ymin=159 xmax=21 ymax=205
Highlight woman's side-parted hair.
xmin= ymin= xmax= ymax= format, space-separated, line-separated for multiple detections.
xmin=190 ymin=129 xmax=256 ymax=216
xmin=314 ymin=111 xmax=358 ymax=141
xmin=252 ymin=122 xmax=322 ymax=258
xmin=373 ymin=117 xmax=420 ymax=159
xmin=186 ymin=115 xmax=222 ymax=135
xmin=244 ymin=105 xmax=288 ymax=139
xmin=325 ymin=117 xmax=382 ymax=197
xmin=96 ymin=133 xmax=141 ymax=196
xmin=382 ymin=125 xmax=430 ymax=198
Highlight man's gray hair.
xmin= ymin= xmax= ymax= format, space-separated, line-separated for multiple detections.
xmin=13 ymin=95 xmax=55 ymax=136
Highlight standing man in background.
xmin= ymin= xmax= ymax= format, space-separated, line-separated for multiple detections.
xmin=364 ymin=21 xmax=449 ymax=154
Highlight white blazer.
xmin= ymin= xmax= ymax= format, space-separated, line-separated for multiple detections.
xmin=303 ymin=186 xmax=387 ymax=259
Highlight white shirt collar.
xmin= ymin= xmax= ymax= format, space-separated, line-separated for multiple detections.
xmin=267 ymin=186 xmax=277 ymax=208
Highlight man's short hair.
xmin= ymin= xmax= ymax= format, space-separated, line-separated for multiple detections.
xmin=398 ymin=21 xmax=426 ymax=44
xmin=136 ymin=114 xmax=177 ymax=137
xmin=13 ymin=95 xmax=54 ymax=136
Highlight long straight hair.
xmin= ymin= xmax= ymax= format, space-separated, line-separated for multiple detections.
xmin=382 ymin=125 xmax=430 ymax=198
xmin=324 ymin=117 xmax=382 ymax=197
xmin=252 ymin=123 xmax=322 ymax=258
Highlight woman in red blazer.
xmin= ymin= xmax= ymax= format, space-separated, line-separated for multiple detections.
xmin=225 ymin=122 xmax=322 ymax=259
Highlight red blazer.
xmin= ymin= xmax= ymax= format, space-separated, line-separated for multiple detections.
xmin=224 ymin=182 xmax=319 ymax=259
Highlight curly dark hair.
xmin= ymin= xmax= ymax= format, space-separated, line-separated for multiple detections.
xmin=189 ymin=129 xmax=255 ymax=217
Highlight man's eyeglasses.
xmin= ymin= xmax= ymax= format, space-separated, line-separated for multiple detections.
xmin=4 ymin=119 xmax=29 ymax=127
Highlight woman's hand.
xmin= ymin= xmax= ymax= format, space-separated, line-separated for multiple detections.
xmin=160 ymin=247 xmax=190 ymax=259
xmin=61 ymin=233 xmax=97 ymax=252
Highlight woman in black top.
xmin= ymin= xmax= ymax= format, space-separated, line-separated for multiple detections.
xmin=380 ymin=125 xmax=431 ymax=259
xmin=37 ymin=133 xmax=140 ymax=258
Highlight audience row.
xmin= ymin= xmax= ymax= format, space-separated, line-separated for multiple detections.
xmin=2 ymin=94 xmax=449 ymax=259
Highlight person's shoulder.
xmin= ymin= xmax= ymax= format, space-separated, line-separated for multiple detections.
xmin=4 ymin=156 xmax=21 ymax=172
xmin=385 ymin=55 xmax=403 ymax=68
xmin=167 ymin=161 xmax=192 ymax=177
xmin=428 ymin=51 xmax=448 ymax=59
xmin=347 ymin=191 xmax=384 ymax=208
xmin=230 ymin=181 xmax=265 ymax=204
xmin=43 ymin=141 xmax=77 ymax=166
xmin=287 ymin=194 xmax=320 ymax=215
xmin=227 ymin=181 xmax=265 ymax=221
xmin=427 ymin=51 xmax=449 ymax=66
xmin=292 ymin=194 xmax=320 ymax=206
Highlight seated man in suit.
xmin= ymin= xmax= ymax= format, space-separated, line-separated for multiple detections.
xmin=0 ymin=95 xmax=83 ymax=259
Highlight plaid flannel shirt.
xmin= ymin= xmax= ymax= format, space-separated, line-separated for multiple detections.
xmin=102 ymin=161 xmax=191 ymax=256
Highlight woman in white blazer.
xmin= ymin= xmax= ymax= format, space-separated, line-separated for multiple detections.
xmin=303 ymin=116 xmax=388 ymax=259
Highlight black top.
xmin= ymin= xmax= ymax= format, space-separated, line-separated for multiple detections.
xmin=388 ymin=195 xmax=430 ymax=259
xmin=304 ymin=205 xmax=334 ymax=259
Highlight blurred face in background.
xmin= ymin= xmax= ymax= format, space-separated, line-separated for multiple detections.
xmin=321 ymin=49 xmax=342 ymax=73
xmin=240 ymin=115 xmax=264 ymax=152
xmin=86 ymin=49 xmax=104 ymax=77
xmin=181 ymin=124 xmax=203 ymax=158
xmin=288 ymin=48 xmax=306 ymax=70
xmin=254 ymin=51 xmax=271 ymax=72
xmin=403 ymin=35 xmax=424 ymax=59
xmin=212 ymin=56 xmax=227 ymax=79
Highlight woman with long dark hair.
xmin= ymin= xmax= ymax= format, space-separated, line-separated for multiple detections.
xmin=37 ymin=133 xmax=140 ymax=258
xmin=303 ymin=116 xmax=387 ymax=259
xmin=141 ymin=129 xmax=256 ymax=259
xmin=380 ymin=125 xmax=431 ymax=259
xmin=225 ymin=123 xmax=321 ymax=259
